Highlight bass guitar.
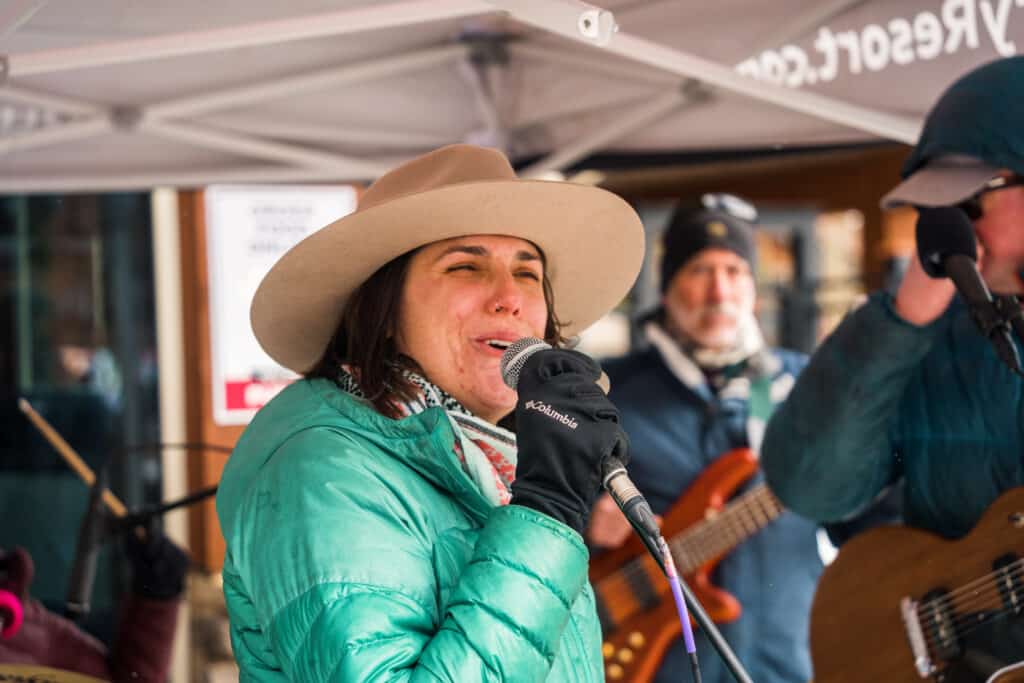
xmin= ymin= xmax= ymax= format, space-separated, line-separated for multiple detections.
xmin=810 ymin=487 xmax=1024 ymax=683
xmin=589 ymin=447 xmax=782 ymax=682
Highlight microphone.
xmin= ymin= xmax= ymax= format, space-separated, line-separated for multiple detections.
xmin=66 ymin=467 xmax=110 ymax=621
xmin=916 ymin=207 xmax=1023 ymax=376
xmin=502 ymin=338 xmax=722 ymax=683
xmin=500 ymin=337 xmax=661 ymax=542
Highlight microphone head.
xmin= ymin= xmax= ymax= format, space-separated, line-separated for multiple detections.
xmin=915 ymin=206 xmax=978 ymax=278
xmin=500 ymin=337 xmax=551 ymax=389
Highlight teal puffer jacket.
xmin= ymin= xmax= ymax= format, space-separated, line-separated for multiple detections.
xmin=216 ymin=378 xmax=604 ymax=682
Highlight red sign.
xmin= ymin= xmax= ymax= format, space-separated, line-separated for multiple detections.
xmin=223 ymin=379 xmax=293 ymax=412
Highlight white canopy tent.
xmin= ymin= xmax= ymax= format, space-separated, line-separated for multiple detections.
xmin=1 ymin=0 xmax=1022 ymax=193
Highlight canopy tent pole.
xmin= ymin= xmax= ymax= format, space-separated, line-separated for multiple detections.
xmin=147 ymin=44 xmax=469 ymax=121
xmin=195 ymin=117 xmax=453 ymax=149
xmin=506 ymin=0 xmax=871 ymax=168
xmin=521 ymin=88 xmax=689 ymax=177
xmin=0 ymin=165 xmax=356 ymax=194
xmin=513 ymin=88 xmax=665 ymax=131
xmin=0 ymin=83 xmax=100 ymax=116
xmin=509 ymin=42 xmax=677 ymax=86
xmin=140 ymin=119 xmax=388 ymax=175
xmin=491 ymin=0 xmax=921 ymax=144
xmin=458 ymin=53 xmax=508 ymax=150
xmin=4 ymin=0 xmax=490 ymax=77
xmin=1 ymin=44 xmax=464 ymax=181
xmin=0 ymin=116 xmax=112 ymax=156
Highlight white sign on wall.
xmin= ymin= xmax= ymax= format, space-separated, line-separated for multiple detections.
xmin=205 ymin=185 xmax=359 ymax=425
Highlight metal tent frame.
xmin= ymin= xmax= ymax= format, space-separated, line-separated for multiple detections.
xmin=0 ymin=0 xmax=923 ymax=192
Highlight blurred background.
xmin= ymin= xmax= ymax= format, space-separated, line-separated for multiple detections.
xmin=0 ymin=0 xmax=1015 ymax=679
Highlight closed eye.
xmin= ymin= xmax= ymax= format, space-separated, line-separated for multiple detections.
xmin=445 ymin=263 xmax=478 ymax=273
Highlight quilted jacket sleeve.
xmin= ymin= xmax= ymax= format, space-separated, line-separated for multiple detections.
xmin=229 ymin=427 xmax=591 ymax=682
xmin=761 ymin=293 xmax=942 ymax=522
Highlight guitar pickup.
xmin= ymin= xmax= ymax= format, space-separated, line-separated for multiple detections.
xmin=993 ymin=553 xmax=1023 ymax=615
xmin=919 ymin=588 xmax=962 ymax=662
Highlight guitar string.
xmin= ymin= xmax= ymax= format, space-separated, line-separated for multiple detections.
xmin=596 ymin=485 xmax=783 ymax=613
xmin=599 ymin=487 xmax=1021 ymax=650
xmin=680 ymin=486 xmax=782 ymax=565
xmin=609 ymin=524 xmax=1019 ymax=647
xmin=668 ymin=489 xmax=774 ymax=573
xmin=918 ymin=567 xmax=1024 ymax=637
xmin=922 ymin=599 xmax=1024 ymax=648
xmin=916 ymin=558 xmax=1024 ymax=615
xmin=670 ymin=485 xmax=781 ymax=565
xmin=919 ymin=583 xmax=1024 ymax=644
xmin=916 ymin=562 xmax=1024 ymax=642
xmin=917 ymin=565 xmax=1024 ymax=643
xmin=595 ymin=489 xmax=790 ymax=643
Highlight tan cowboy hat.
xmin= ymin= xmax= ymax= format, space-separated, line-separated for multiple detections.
xmin=251 ymin=144 xmax=645 ymax=373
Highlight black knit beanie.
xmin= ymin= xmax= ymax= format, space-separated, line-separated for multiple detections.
xmin=659 ymin=206 xmax=757 ymax=293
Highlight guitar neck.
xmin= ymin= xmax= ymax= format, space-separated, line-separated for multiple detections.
xmin=670 ymin=482 xmax=784 ymax=573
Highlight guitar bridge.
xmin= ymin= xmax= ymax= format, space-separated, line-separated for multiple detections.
xmin=900 ymin=597 xmax=936 ymax=678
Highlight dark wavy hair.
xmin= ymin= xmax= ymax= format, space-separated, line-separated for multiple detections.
xmin=306 ymin=245 xmax=566 ymax=418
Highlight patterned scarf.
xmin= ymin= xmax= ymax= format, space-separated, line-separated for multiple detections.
xmin=334 ymin=366 xmax=517 ymax=506
xmin=645 ymin=319 xmax=787 ymax=452
xmin=671 ymin=310 xmax=766 ymax=370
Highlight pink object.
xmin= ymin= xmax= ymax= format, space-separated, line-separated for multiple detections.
xmin=0 ymin=589 xmax=24 ymax=639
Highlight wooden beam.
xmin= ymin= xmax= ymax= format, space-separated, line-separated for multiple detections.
xmin=178 ymin=190 xmax=243 ymax=572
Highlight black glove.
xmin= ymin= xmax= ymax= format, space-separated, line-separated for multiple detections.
xmin=124 ymin=525 xmax=189 ymax=600
xmin=510 ymin=348 xmax=629 ymax=535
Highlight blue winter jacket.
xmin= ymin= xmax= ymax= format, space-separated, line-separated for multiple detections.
xmin=602 ymin=345 xmax=822 ymax=683
xmin=216 ymin=378 xmax=604 ymax=682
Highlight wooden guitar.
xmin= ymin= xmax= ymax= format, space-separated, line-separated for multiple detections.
xmin=810 ymin=487 xmax=1024 ymax=683
xmin=589 ymin=447 xmax=781 ymax=682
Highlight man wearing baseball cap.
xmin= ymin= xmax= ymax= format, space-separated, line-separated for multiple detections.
xmin=763 ymin=57 xmax=1024 ymax=678
xmin=587 ymin=195 xmax=824 ymax=683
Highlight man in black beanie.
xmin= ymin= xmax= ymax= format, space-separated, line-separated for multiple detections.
xmin=586 ymin=195 xmax=824 ymax=683
xmin=656 ymin=203 xmax=761 ymax=363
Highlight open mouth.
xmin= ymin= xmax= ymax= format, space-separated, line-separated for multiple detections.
xmin=484 ymin=339 xmax=512 ymax=351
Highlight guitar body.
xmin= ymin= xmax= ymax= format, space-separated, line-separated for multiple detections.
xmin=811 ymin=487 xmax=1024 ymax=683
xmin=990 ymin=662 xmax=1024 ymax=683
xmin=589 ymin=448 xmax=760 ymax=682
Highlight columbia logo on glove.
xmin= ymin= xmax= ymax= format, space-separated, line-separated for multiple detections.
xmin=523 ymin=400 xmax=579 ymax=430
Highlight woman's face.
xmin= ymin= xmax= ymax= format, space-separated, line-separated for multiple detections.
xmin=396 ymin=234 xmax=549 ymax=423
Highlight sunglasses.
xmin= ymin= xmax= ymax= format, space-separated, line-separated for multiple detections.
xmin=957 ymin=173 xmax=1024 ymax=220
xmin=700 ymin=193 xmax=759 ymax=223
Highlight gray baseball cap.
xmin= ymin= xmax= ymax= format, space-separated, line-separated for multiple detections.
xmin=882 ymin=56 xmax=1024 ymax=208
xmin=881 ymin=155 xmax=1000 ymax=208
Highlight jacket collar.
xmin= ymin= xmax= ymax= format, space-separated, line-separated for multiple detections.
xmin=308 ymin=379 xmax=495 ymax=523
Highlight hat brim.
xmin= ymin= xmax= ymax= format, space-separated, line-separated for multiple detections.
xmin=251 ymin=179 xmax=645 ymax=373
xmin=881 ymin=160 xmax=999 ymax=208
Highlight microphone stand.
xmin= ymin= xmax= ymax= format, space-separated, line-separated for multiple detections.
xmin=63 ymin=472 xmax=217 ymax=621
xmin=994 ymin=294 xmax=1024 ymax=348
xmin=115 ymin=486 xmax=218 ymax=532
xmin=605 ymin=460 xmax=753 ymax=682
xmin=944 ymin=255 xmax=1024 ymax=376
xmin=626 ymin=518 xmax=755 ymax=683
xmin=66 ymin=465 xmax=112 ymax=622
